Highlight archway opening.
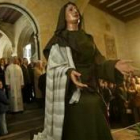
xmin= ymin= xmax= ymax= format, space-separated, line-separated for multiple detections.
xmin=0 ymin=3 xmax=40 ymax=60
xmin=0 ymin=30 xmax=12 ymax=58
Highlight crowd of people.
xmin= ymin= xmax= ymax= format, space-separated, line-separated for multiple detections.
xmin=98 ymin=74 xmax=140 ymax=127
xmin=0 ymin=57 xmax=46 ymax=136
xmin=1 ymin=55 xmax=140 ymax=137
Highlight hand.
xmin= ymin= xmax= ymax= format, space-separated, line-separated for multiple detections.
xmin=115 ymin=60 xmax=138 ymax=75
xmin=70 ymin=70 xmax=88 ymax=88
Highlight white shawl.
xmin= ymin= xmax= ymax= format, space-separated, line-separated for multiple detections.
xmin=33 ymin=44 xmax=81 ymax=140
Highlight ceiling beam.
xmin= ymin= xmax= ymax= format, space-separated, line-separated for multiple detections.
xmin=90 ymin=0 xmax=140 ymax=22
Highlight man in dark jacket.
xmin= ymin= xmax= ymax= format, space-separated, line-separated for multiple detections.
xmin=0 ymin=80 xmax=9 ymax=136
xmin=21 ymin=58 xmax=32 ymax=103
xmin=38 ymin=65 xmax=47 ymax=108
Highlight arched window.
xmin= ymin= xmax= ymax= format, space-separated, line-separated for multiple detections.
xmin=23 ymin=43 xmax=31 ymax=62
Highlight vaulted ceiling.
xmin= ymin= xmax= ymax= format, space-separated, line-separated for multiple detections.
xmin=0 ymin=1 xmax=140 ymax=24
xmin=0 ymin=7 xmax=22 ymax=24
xmin=90 ymin=0 xmax=140 ymax=22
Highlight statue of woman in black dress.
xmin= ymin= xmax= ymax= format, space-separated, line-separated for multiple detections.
xmin=33 ymin=2 xmax=135 ymax=140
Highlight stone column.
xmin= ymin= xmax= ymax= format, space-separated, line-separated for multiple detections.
xmin=32 ymin=34 xmax=39 ymax=61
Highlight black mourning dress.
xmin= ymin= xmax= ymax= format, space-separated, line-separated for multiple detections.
xmin=62 ymin=30 xmax=121 ymax=140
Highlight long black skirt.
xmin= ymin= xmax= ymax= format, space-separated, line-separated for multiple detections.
xmin=62 ymin=91 xmax=113 ymax=140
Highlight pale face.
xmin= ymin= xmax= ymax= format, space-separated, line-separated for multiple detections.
xmin=65 ymin=4 xmax=80 ymax=25
xmin=0 ymin=81 xmax=3 ymax=89
xmin=0 ymin=59 xmax=5 ymax=66
xmin=23 ymin=58 xmax=28 ymax=65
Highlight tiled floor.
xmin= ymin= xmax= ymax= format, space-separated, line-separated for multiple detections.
xmin=112 ymin=127 xmax=140 ymax=140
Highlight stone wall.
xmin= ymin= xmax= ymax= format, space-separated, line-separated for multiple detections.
xmin=84 ymin=4 xmax=127 ymax=60
xmin=126 ymin=18 xmax=140 ymax=68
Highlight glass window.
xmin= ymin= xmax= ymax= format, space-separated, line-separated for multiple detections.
xmin=23 ymin=44 xmax=31 ymax=62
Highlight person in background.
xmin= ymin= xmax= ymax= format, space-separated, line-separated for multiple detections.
xmin=0 ymin=80 xmax=9 ymax=136
xmin=21 ymin=58 xmax=32 ymax=103
xmin=28 ymin=58 xmax=35 ymax=99
xmin=128 ymin=77 xmax=139 ymax=123
xmin=0 ymin=58 xmax=6 ymax=86
xmin=0 ymin=58 xmax=7 ymax=97
xmin=38 ymin=65 xmax=47 ymax=108
xmin=116 ymin=82 xmax=134 ymax=127
xmin=99 ymin=80 xmax=112 ymax=122
xmin=5 ymin=56 xmax=24 ymax=113
xmin=4 ymin=58 xmax=10 ymax=69
xmin=33 ymin=2 xmax=136 ymax=140
xmin=34 ymin=60 xmax=44 ymax=108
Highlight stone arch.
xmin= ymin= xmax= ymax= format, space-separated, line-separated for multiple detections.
xmin=0 ymin=2 xmax=40 ymax=59
xmin=0 ymin=30 xmax=12 ymax=58
xmin=3 ymin=44 xmax=13 ymax=58
xmin=0 ymin=22 xmax=14 ymax=48
xmin=17 ymin=26 xmax=34 ymax=57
